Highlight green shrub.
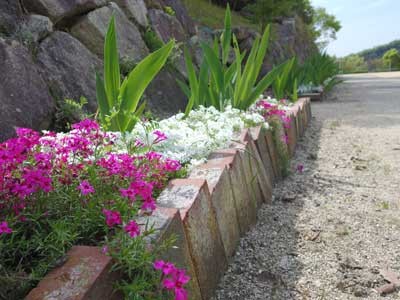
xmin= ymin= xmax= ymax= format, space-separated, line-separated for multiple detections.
xmin=179 ymin=5 xmax=289 ymax=113
xmin=164 ymin=6 xmax=176 ymax=16
xmin=96 ymin=16 xmax=174 ymax=132
xmin=54 ymin=97 xmax=90 ymax=131
xmin=143 ymin=28 xmax=164 ymax=52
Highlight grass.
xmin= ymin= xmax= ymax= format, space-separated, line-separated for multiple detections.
xmin=182 ymin=0 xmax=257 ymax=29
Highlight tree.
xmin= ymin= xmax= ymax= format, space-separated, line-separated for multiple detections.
xmin=382 ymin=48 xmax=400 ymax=70
xmin=312 ymin=7 xmax=341 ymax=49
xmin=338 ymin=55 xmax=368 ymax=74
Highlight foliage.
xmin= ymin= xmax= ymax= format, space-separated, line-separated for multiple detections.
xmin=179 ymin=5 xmax=288 ymax=113
xmin=54 ymin=97 xmax=90 ymax=131
xmin=298 ymin=51 xmax=338 ymax=86
xmin=0 ymin=120 xmax=183 ymax=299
xmin=163 ymin=6 xmax=176 ymax=16
xmin=96 ymin=16 xmax=174 ymax=132
xmin=382 ymin=48 xmax=400 ymax=70
xmin=311 ymin=7 xmax=341 ymax=49
xmin=338 ymin=54 xmax=368 ymax=74
xmin=271 ymin=57 xmax=296 ymax=101
xmin=244 ymin=0 xmax=295 ymax=30
xmin=181 ymin=0 xmax=256 ymax=29
xmin=143 ymin=28 xmax=165 ymax=52
xmin=358 ymin=39 xmax=400 ymax=61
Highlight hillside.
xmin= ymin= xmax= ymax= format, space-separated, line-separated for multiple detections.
xmin=357 ymin=39 xmax=400 ymax=61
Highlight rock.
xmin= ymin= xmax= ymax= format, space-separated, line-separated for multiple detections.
xmin=71 ymin=2 xmax=148 ymax=64
xmin=144 ymin=69 xmax=188 ymax=118
xmin=188 ymin=26 xmax=214 ymax=65
xmin=22 ymin=0 xmax=108 ymax=24
xmin=19 ymin=14 xmax=54 ymax=44
xmin=36 ymin=31 xmax=101 ymax=111
xmin=148 ymin=9 xmax=186 ymax=43
xmin=113 ymin=0 xmax=148 ymax=28
xmin=0 ymin=0 xmax=23 ymax=36
xmin=0 ymin=38 xmax=55 ymax=141
xmin=161 ymin=0 xmax=196 ymax=36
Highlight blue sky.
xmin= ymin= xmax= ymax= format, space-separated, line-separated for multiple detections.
xmin=310 ymin=0 xmax=400 ymax=57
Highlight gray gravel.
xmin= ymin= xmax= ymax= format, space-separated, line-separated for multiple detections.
xmin=213 ymin=72 xmax=400 ymax=300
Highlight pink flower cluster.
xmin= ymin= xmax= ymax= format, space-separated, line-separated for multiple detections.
xmin=257 ymin=100 xmax=291 ymax=129
xmin=0 ymin=119 xmax=181 ymax=236
xmin=154 ymin=260 xmax=190 ymax=300
xmin=257 ymin=100 xmax=291 ymax=145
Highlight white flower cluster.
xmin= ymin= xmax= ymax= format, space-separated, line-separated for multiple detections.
xmin=113 ymin=104 xmax=268 ymax=168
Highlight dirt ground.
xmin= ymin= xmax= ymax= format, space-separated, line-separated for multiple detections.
xmin=213 ymin=72 xmax=400 ymax=299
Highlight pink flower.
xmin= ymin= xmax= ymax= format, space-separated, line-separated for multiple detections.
xmin=141 ymin=199 xmax=156 ymax=212
xmin=124 ymin=220 xmax=140 ymax=238
xmin=102 ymin=245 xmax=108 ymax=254
xmin=0 ymin=221 xmax=12 ymax=235
xmin=297 ymin=164 xmax=304 ymax=173
xmin=154 ymin=260 xmax=175 ymax=275
xmin=102 ymin=209 xmax=122 ymax=227
xmin=153 ymin=130 xmax=167 ymax=144
xmin=154 ymin=260 xmax=190 ymax=300
xmin=77 ymin=180 xmax=95 ymax=195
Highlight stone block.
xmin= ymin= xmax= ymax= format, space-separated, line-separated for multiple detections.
xmin=114 ymin=0 xmax=148 ymax=28
xmin=71 ymin=3 xmax=148 ymax=63
xmin=209 ymin=149 xmax=257 ymax=235
xmin=0 ymin=38 xmax=55 ymax=142
xmin=148 ymin=9 xmax=186 ymax=43
xmin=189 ymin=158 xmax=241 ymax=259
xmin=26 ymin=246 xmax=122 ymax=300
xmin=137 ymin=207 xmax=202 ymax=300
xmin=22 ymin=0 xmax=108 ymax=24
xmin=36 ymin=31 xmax=101 ymax=111
xmin=157 ymin=179 xmax=227 ymax=299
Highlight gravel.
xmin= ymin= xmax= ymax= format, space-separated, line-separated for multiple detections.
xmin=213 ymin=72 xmax=400 ymax=300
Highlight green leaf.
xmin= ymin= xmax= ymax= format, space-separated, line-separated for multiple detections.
xmin=176 ymin=78 xmax=191 ymax=99
xmin=201 ymin=42 xmax=224 ymax=94
xmin=103 ymin=15 xmax=120 ymax=107
xmin=119 ymin=40 xmax=175 ymax=131
xmin=221 ymin=4 xmax=232 ymax=65
xmin=95 ymin=72 xmax=109 ymax=124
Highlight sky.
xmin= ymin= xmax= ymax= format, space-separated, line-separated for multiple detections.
xmin=310 ymin=0 xmax=400 ymax=57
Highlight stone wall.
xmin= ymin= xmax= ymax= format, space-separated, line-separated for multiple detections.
xmin=0 ymin=1 xmax=315 ymax=141
xmin=26 ymin=97 xmax=312 ymax=300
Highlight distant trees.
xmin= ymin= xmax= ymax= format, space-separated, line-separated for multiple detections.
xmin=382 ymin=48 xmax=400 ymax=70
xmin=339 ymin=49 xmax=400 ymax=74
xmin=338 ymin=55 xmax=368 ymax=74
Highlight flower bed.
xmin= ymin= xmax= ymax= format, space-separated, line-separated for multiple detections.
xmin=0 ymin=97 xmax=308 ymax=300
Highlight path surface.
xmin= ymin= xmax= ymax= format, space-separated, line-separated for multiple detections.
xmin=213 ymin=72 xmax=400 ymax=299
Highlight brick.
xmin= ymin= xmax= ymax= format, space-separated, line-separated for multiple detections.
xmin=26 ymin=246 xmax=122 ymax=300
xmin=189 ymin=158 xmax=241 ymax=259
xmin=209 ymin=149 xmax=257 ymax=235
xmin=249 ymin=126 xmax=275 ymax=186
xmin=137 ymin=207 xmax=202 ymax=300
xmin=238 ymin=129 xmax=273 ymax=204
xmin=157 ymin=179 xmax=227 ymax=299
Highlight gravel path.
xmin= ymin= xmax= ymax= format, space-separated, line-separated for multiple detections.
xmin=213 ymin=72 xmax=400 ymax=300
